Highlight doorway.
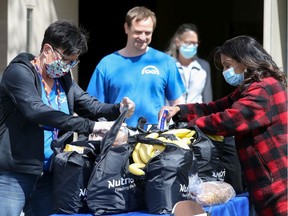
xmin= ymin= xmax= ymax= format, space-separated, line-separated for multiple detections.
xmin=79 ymin=0 xmax=263 ymax=99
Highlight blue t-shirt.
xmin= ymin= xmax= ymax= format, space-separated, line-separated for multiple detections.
xmin=87 ymin=47 xmax=185 ymax=127
xmin=41 ymin=80 xmax=69 ymax=171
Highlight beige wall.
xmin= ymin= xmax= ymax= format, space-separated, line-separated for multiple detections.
xmin=0 ymin=0 xmax=8 ymax=78
xmin=0 ymin=0 xmax=78 ymax=80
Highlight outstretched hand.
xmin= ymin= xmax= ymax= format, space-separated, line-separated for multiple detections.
xmin=158 ymin=106 xmax=180 ymax=123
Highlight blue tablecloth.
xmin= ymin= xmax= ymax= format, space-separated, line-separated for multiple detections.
xmin=51 ymin=193 xmax=249 ymax=216
xmin=203 ymin=194 xmax=249 ymax=216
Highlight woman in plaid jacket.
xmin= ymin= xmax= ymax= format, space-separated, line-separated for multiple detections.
xmin=161 ymin=35 xmax=287 ymax=216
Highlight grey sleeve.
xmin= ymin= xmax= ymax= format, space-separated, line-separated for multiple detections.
xmin=198 ymin=58 xmax=213 ymax=103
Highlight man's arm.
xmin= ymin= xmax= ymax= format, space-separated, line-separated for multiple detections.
xmin=168 ymin=95 xmax=185 ymax=106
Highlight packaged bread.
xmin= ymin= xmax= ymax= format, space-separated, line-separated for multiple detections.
xmin=194 ymin=181 xmax=236 ymax=206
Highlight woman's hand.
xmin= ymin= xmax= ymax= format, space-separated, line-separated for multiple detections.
xmin=158 ymin=106 xmax=180 ymax=123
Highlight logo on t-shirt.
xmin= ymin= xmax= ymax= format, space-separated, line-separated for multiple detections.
xmin=141 ymin=65 xmax=159 ymax=75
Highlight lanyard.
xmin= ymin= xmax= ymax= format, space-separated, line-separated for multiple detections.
xmin=182 ymin=64 xmax=200 ymax=103
xmin=34 ymin=59 xmax=61 ymax=140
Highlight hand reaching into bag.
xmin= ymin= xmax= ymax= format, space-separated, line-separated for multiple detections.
xmin=158 ymin=106 xmax=180 ymax=123
xmin=120 ymin=97 xmax=135 ymax=118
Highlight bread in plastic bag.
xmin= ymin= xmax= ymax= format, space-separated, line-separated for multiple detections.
xmin=194 ymin=181 xmax=236 ymax=206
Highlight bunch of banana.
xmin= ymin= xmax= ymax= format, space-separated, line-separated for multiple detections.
xmin=162 ymin=128 xmax=195 ymax=139
xmin=129 ymin=132 xmax=166 ymax=176
xmin=129 ymin=129 xmax=209 ymax=176
xmin=160 ymin=128 xmax=224 ymax=144
xmin=161 ymin=128 xmax=196 ymax=147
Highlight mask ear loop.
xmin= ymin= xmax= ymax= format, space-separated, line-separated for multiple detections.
xmin=51 ymin=48 xmax=60 ymax=61
xmin=233 ymin=63 xmax=239 ymax=70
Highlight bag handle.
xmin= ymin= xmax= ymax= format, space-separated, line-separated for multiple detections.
xmin=51 ymin=131 xmax=74 ymax=154
xmin=100 ymin=105 xmax=128 ymax=154
xmin=130 ymin=132 xmax=190 ymax=150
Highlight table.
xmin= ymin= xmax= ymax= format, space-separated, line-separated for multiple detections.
xmin=51 ymin=193 xmax=249 ymax=216
xmin=203 ymin=194 xmax=249 ymax=216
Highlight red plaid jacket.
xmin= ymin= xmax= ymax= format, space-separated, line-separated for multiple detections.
xmin=176 ymin=77 xmax=287 ymax=216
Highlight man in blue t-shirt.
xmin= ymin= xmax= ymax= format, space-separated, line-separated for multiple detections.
xmin=87 ymin=6 xmax=185 ymax=127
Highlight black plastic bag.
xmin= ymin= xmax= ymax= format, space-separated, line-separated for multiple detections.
xmin=51 ymin=132 xmax=101 ymax=214
xmin=87 ymin=107 xmax=145 ymax=215
xmin=219 ymin=136 xmax=244 ymax=194
xmin=189 ymin=125 xmax=226 ymax=182
xmin=132 ymin=133 xmax=193 ymax=214
xmin=174 ymin=124 xmax=243 ymax=193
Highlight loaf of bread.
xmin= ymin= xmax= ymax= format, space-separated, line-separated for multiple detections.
xmin=195 ymin=181 xmax=236 ymax=206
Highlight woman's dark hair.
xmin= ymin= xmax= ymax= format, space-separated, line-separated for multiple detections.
xmin=41 ymin=20 xmax=89 ymax=56
xmin=214 ymin=35 xmax=287 ymax=87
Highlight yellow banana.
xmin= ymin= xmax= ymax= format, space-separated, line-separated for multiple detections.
xmin=138 ymin=144 xmax=154 ymax=163
xmin=157 ymin=136 xmax=168 ymax=142
xmin=162 ymin=128 xmax=192 ymax=139
xmin=169 ymin=140 xmax=190 ymax=149
xmin=152 ymin=144 xmax=166 ymax=156
xmin=63 ymin=144 xmax=84 ymax=154
xmin=128 ymin=163 xmax=146 ymax=176
xmin=157 ymin=135 xmax=190 ymax=150
xmin=132 ymin=143 xmax=145 ymax=164
xmin=206 ymin=134 xmax=225 ymax=142
xmin=184 ymin=130 xmax=196 ymax=138
xmin=145 ymin=132 xmax=159 ymax=139
xmin=153 ymin=144 xmax=166 ymax=152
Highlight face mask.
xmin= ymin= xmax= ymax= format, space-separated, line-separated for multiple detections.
xmin=222 ymin=64 xmax=245 ymax=86
xmin=44 ymin=59 xmax=71 ymax=78
xmin=179 ymin=44 xmax=198 ymax=59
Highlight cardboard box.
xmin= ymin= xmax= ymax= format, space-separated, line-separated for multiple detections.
xmin=172 ymin=200 xmax=208 ymax=216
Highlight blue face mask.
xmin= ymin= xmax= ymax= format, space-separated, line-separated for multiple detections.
xmin=222 ymin=64 xmax=245 ymax=86
xmin=179 ymin=44 xmax=198 ymax=59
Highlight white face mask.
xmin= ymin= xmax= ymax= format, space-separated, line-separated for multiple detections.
xmin=179 ymin=44 xmax=198 ymax=59
xmin=222 ymin=64 xmax=245 ymax=86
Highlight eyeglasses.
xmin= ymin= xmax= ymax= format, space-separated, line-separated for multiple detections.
xmin=52 ymin=47 xmax=80 ymax=68
xmin=182 ymin=41 xmax=198 ymax=46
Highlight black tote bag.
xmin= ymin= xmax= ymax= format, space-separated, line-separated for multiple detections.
xmin=132 ymin=133 xmax=193 ymax=214
xmin=174 ymin=124 xmax=243 ymax=193
xmin=189 ymin=125 xmax=226 ymax=182
xmin=86 ymin=107 xmax=145 ymax=215
xmin=51 ymin=133 xmax=101 ymax=214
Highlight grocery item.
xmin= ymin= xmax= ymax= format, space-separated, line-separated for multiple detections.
xmin=194 ymin=181 xmax=236 ymax=206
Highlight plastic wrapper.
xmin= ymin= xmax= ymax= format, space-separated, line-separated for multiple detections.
xmin=89 ymin=125 xmax=128 ymax=147
xmin=192 ymin=181 xmax=236 ymax=206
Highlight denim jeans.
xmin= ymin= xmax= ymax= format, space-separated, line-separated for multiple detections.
xmin=0 ymin=171 xmax=53 ymax=216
